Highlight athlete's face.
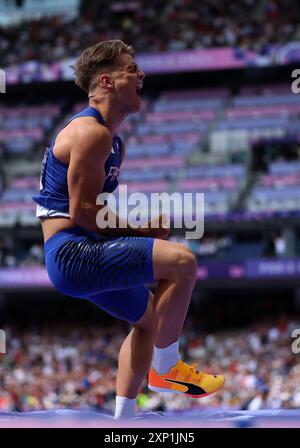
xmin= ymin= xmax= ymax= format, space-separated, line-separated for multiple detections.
xmin=108 ymin=53 xmax=145 ymax=113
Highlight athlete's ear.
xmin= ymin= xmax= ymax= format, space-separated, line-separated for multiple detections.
xmin=100 ymin=74 xmax=113 ymax=89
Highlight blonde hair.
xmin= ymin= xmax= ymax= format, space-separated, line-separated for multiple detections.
xmin=73 ymin=40 xmax=135 ymax=93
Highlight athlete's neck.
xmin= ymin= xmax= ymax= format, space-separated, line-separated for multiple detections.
xmin=88 ymin=98 xmax=126 ymax=136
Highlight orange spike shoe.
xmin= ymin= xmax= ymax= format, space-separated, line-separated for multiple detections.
xmin=148 ymin=360 xmax=225 ymax=398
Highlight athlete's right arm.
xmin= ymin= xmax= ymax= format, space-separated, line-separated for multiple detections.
xmin=68 ymin=122 xmax=168 ymax=237
xmin=68 ymin=122 xmax=111 ymax=234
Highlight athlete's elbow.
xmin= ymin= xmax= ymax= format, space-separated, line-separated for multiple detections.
xmin=69 ymin=202 xmax=84 ymax=224
xmin=69 ymin=207 xmax=82 ymax=224
xmin=70 ymin=200 xmax=96 ymax=226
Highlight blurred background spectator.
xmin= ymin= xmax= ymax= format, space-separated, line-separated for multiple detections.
xmin=0 ymin=315 xmax=300 ymax=413
xmin=1 ymin=0 xmax=300 ymax=66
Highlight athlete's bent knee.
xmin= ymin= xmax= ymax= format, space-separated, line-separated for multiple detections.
xmin=175 ymin=246 xmax=198 ymax=281
xmin=153 ymin=240 xmax=197 ymax=282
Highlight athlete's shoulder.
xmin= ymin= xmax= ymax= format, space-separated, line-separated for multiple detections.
xmin=70 ymin=116 xmax=112 ymax=145
xmin=61 ymin=117 xmax=112 ymax=162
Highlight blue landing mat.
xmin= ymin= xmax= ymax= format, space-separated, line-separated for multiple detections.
xmin=0 ymin=409 xmax=300 ymax=427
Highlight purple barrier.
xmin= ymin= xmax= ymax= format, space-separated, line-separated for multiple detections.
xmin=199 ymin=259 xmax=300 ymax=280
xmin=4 ymin=42 xmax=300 ymax=84
xmin=136 ymin=48 xmax=254 ymax=74
xmin=2 ymin=257 xmax=300 ymax=288
xmin=2 ymin=258 xmax=299 ymax=288
xmin=0 ymin=267 xmax=51 ymax=288
xmin=197 ymin=263 xmax=245 ymax=280
xmin=246 ymin=259 xmax=300 ymax=278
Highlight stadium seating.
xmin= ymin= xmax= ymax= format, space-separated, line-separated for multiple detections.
xmin=247 ymin=161 xmax=300 ymax=213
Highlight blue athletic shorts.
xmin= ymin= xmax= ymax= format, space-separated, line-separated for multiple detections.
xmin=44 ymin=227 xmax=155 ymax=323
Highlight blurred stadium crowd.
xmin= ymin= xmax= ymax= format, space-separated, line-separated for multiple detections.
xmin=1 ymin=0 xmax=300 ymax=65
xmin=0 ymin=316 xmax=299 ymax=413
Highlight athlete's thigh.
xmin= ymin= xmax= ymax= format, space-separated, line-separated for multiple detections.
xmin=46 ymin=232 xmax=156 ymax=297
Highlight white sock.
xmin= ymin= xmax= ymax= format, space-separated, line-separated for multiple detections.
xmin=152 ymin=340 xmax=180 ymax=374
xmin=114 ymin=396 xmax=137 ymax=420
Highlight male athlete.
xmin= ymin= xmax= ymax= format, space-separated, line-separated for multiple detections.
xmin=33 ymin=40 xmax=225 ymax=419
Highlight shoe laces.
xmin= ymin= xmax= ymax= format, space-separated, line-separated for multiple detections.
xmin=178 ymin=361 xmax=204 ymax=383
